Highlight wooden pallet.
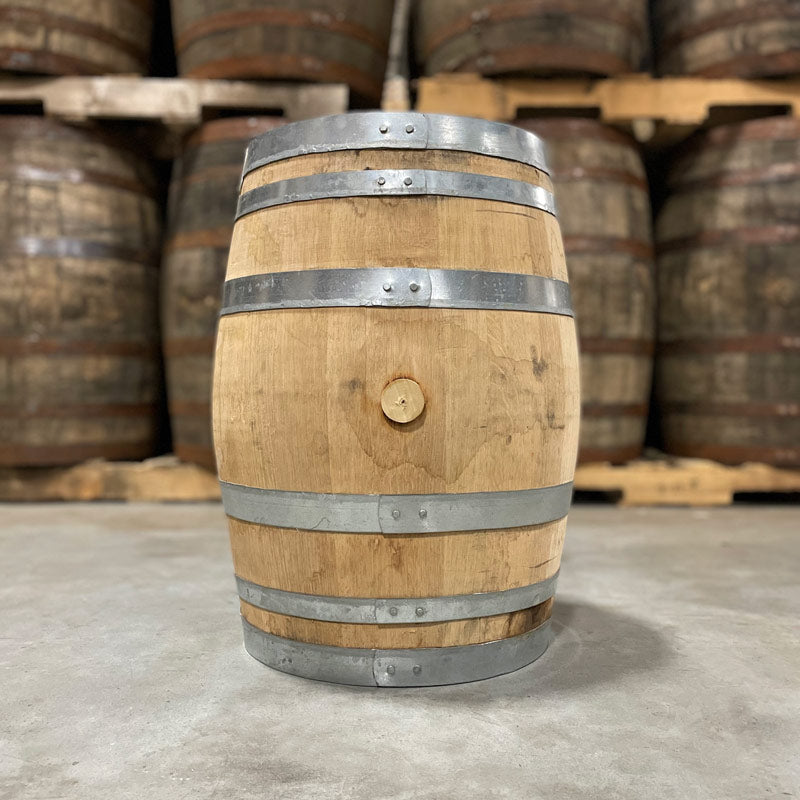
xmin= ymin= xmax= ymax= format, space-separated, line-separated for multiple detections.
xmin=574 ymin=458 xmax=800 ymax=507
xmin=1 ymin=455 xmax=798 ymax=506
xmin=0 ymin=76 xmax=348 ymax=124
xmin=416 ymin=74 xmax=800 ymax=144
xmin=0 ymin=456 xmax=220 ymax=503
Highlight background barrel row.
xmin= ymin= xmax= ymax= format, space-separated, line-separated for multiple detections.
xmin=414 ymin=0 xmax=800 ymax=79
xmin=1 ymin=110 xmax=797 ymax=469
xmin=2 ymin=111 xmax=797 ymax=468
xmin=0 ymin=1 xmax=797 ymax=82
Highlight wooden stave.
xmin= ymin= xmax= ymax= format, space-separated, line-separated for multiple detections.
xmin=656 ymin=117 xmax=800 ymax=467
xmin=214 ymin=119 xmax=580 ymax=668
xmin=416 ymin=0 xmax=649 ymax=78
xmin=517 ymin=119 xmax=655 ymax=465
xmin=162 ymin=116 xmax=284 ymax=471
xmin=0 ymin=116 xmax=161 ymax=466
xmin=0 ymin=0 xmax=153 ymax=76
xmin=169 ymin=0 xmax=394 ymax=102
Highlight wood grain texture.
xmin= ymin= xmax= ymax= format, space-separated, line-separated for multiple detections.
xmin=241 ymin=597 xmax=554 ymax=649
xmin=162 ymin=117 xmax=283 ymax=470
xmin=170 ymin=0 xmax=394 ymax=102
xmin=0 ymin=0 xmax=152 ymax=75
xmin=656 ymin=117 xmax=800 ymax=467
xmin=215 ymin=136 xmax=579 ymax=651
xmin=655 ymin=0 xmax=800 ymax=78
xmin=229 ymin=517 xmax=566 ymax=597
xmin=416 ymin=0 xmax=648 ymax=77
xmin=0 ymin=117 xmax=161 ymax=467
xmin=519 ymin=119 xmax=655 ymax=465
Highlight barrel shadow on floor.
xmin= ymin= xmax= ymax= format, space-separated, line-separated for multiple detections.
xmin=395 ymin=598 xmax=674 ymax=703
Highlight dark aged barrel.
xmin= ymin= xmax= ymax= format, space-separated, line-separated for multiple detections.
xmin=416 ymin=0 xmax=649 ymax=77
xmin=0 ymin=117 xmax=162 ymax=466
xmin=0 ymin=0 xmax=153 ymax=75
xmin=213 ymin=112 xmax=580 ymax=686
xmin=519 ymin=119 xmax=655 ymax=465
xmin=655 ymin=0 xmax=800 ymax=78
xmin=170 ymin=0 xmax=395 ymax=103
xmin=656 ymin=117 xmax=800 ymax=467
xmin=162 ymin=117 xmax=284 ymax=471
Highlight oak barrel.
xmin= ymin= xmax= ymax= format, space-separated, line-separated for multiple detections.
xmin=213 ymin=112 xmax=580 ymax=686
xmin=0 ymin=117 xmax=162 ymax=466
xmin=416 ymin=0 xmax=649 ymax=77
xmin=162 ymin=117 xmax=284 ymax=470
xmin=0 ymin=0 xmax=153 ymax=75
xmin=169 ymin=0 xmax=395 ymax=103
xmin=655 ymin=0 xmax=800 ymax=78
xmin=656 ymin=117 xmax=800 ymax=467
xmin=519 ymin=119 xmax=654 ymax=465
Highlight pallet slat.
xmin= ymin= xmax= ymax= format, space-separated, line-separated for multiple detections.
xmin=0 ymin=76 xmax=349 ymax=124
xmin=416 ymin=74 xmax=800 ymax=144
xmin=574 ymin=459 xmax=800 ymax=507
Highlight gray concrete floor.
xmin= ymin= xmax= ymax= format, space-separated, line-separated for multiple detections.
xmin=1 ymin=503 xmax=798 ymax=800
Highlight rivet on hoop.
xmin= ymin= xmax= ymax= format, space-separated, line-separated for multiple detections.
xmin=379 ymin=124 xmax=389 ymax=134
xmin=377 ymin=177 xmax=386 ymax=186
xmin=403 ymin=177 xmax=413 ymax=186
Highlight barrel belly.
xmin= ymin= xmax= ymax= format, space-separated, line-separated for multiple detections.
xmin=213 ymin=113 xmax=580 ymax=686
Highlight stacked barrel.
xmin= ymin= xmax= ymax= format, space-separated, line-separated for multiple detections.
xmin=0 ymin=118 xmax=162 ymax=466
xmin=519 ymin=120 xmax=655 ymax=464
xmin=649 ymin=2 xmax=800 ymax=468
xmin=416 ymin=0 xmax=649 ymax=77
xmin=656 ymin=118 xmax=800 ymax=467
xmin=162 ymin=117 xmax=283 ymax=470
xmin=170 ymin=1 xmax=395 ymax=103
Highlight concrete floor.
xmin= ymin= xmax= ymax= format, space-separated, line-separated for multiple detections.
xmin=0 ymin=503 xmax=798 ymax=800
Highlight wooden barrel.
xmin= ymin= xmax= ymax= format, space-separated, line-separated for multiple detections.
xmin=170 ymin=0 xmax=394 ymax=103
xmin=162 ymin=117 xmax=284 ymax=471
xmin=213 ymin=112 xmax=580 ymax=686
xmin=518 ymin=119 xmax=655 ymax=465
xmin=656 ymin=117 xmax=800 ymax=467
xmin=0 ymin=117 xmax=162 ymax=467
xmin=0 ymin=0 xmax=153 ymax=75
xmin=416 ymin=0 xmax=649 ymax=77
xmin=655 ymin=0 xmax=800 ymax=78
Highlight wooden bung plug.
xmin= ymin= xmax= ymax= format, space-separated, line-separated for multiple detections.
xmin=381 ymin=379 xmax=425 ymax=424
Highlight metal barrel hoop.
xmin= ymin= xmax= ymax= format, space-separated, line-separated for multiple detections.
xmin=220 ymin=480 xmax=574 ymax=534
xmin=236 ymin=571 xmax=559 ymax=625
xmin=240 ymin=111 xmax=550 ymax=178
xmin=241 ymin=618 xmax=554 ymax=687
xmin=220 ymin=268 xmax=573 ymax=317
xmin=235 ymin=169 xmax=557 ymax=220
